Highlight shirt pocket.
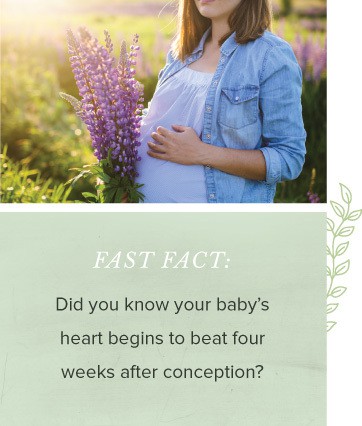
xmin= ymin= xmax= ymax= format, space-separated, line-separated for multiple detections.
xmin=218 ymin=85 xmax=259 ymax=129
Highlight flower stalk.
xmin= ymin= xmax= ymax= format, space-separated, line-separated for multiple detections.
xmin=60 ymin=28 xmax=144 ymax=202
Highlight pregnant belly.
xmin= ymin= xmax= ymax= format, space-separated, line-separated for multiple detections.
xmin=136 ymin=137 xmax=207 ymax=203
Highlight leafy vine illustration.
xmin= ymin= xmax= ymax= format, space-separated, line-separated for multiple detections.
xmin=327 ymin=184 xmax=362 ymax=332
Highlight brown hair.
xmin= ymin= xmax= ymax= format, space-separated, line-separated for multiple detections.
xmin=172 ymin=0 xmax=273 ymax=62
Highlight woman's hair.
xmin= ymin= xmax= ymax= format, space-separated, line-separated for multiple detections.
xmin=172 ymin=0 xmax=273 ymax=61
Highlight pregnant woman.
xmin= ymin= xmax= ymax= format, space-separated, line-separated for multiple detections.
xmin=136 ymin=0 xmax=307 ymax=203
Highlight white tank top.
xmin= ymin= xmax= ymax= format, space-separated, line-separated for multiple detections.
xmin=136 ymin=66 xmax=214 ymax=203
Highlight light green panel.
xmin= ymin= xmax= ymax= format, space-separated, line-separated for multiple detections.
xmin=0 ymin=213 xmax=326 ymax=425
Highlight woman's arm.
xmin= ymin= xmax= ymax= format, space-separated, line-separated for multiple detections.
xmin=258 ymin=44 xmax=307 ymax=184
xmin=201 ymin=143 xmax=266 ymax=181
xmin=148 ymin=125 xmax=266 ymax=180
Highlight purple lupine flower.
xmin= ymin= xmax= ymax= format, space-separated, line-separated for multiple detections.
xmin=311 ymin=37 xmax=327 ymax=82
xmin=307 ymin=191 xmax=321 ymax=203
xmin=62 ymin=28 xmax=144 ymax=182
xmin=296 ymin=6 xmax=326 ymax=18
xmin=307 ymin=169 xmax=320 ymax=203
xmin=135 ymin=47 xmax=156 ymax=79
xmin=292 ymin=34 xmax=326 ymax=83
xmin=300 ymin=19 xmax=326 ymax=33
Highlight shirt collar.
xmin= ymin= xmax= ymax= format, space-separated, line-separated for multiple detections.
xmin=192 ymin=27 xmax=212 ymax=54
xmin=192 ymin=26 xmax=239 ymax=56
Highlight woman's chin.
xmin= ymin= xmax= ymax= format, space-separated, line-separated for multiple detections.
xmin=197 ymin=7 xmax=225 ymax=20
xmin=198 ymin=11 xmax=219 ymax=19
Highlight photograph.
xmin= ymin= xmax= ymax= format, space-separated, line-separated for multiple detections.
xmin=0 ymin=0 xmax=327 ymax=203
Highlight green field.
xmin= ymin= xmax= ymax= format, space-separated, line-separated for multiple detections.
xmin=1 ymin=0 xmax=327 ymax=203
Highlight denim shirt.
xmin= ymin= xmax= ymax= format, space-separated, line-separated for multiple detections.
xmin=155 ymin=27 xmax=307 ymax=203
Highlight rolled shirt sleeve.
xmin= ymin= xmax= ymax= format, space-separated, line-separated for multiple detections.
xmin=259 ymin=43 xmax=307 ymax=185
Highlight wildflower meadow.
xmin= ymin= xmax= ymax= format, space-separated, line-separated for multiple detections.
xmin=0 ymin=0 xmax=327 ymax=203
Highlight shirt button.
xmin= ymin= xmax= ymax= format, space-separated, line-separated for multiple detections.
xmin=220 ymin=57 xmax=225 ymax=63
xmin=206 ymin=165 xmax=211 ymax=170
xmin=213 ymin=80 xmax=218 ymax=86
xmin=235 ymin=96 xmax=240 ymax=101
xmin=206 ymin=106 xmax=212 ymax=112
xmin=206 ymin=134 xmax=211 ymax=139
xmin=209 ymin=193 xmax=215 ymax=199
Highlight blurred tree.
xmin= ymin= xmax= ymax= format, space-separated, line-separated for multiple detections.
xmin=281 ymin=0 xmax=292 ymax=15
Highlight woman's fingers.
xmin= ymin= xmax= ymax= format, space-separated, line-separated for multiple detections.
xmin=156 ymin=126 xmax=171 ymax=137
xmin=147 ymin=149 xmax=165 ymax=159
xmin=151 ymin=131 xmax=166 ymax=144
xmin=147 ymin=141 xmax=166 ymax=153
xmin=171 ymin=124 xmax=188 ymax=132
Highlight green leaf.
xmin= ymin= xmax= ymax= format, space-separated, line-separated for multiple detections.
xmin=330 ymin=201 xmax=345 ymax=218
xmin=326 ymin=266 xmax=331 ymax=277
xmin=327 ymin=321 xmax=337 ymax=332
xmin=326 ymin=218 xmax=335 ymax=232
xmin=331 ymin=286 xmax=347 ymax=298
xmin=68 ymin=167 xmax=84 ymax=172
xmin=114 ymin=188 xmax=125 ymax=203
xmin=340 ymin=183 xmax=352 ymax=204
xmin=97 ymin=172 xmax=111 ymax=184
xmin=335 ymin=260 xmax=350 ymax=276
xmin=103 ymin=187 xmax=117 ymax=203
xmin=82 ymin=192 xmax=98 ymax=203
xmin=348 ymin=209 xmax=362 ymax=221
xmin=326 ymin=245 xmax=332 ymax=256
xmin=96 ymin=183 xmax=105 ymax=192
xmin=82 ymin=163 xmax=97 ymax=169
xmin=109 ymin=178 xmax=121 ymax=188
xmin=327 ymin=303 xmax=339 ymax=314
xmin=98 ymin=191 xmax=105 ymax=203
xmin=107 ymin=147 xmax=113 ymax=163
xmin=82 ymin=192 xmax=97 ymax=198
xmin=335 ymin=242 xmax=349 ymax=257
xmin=65 ymin=170 xmax=91 ymax=187
xmin=63 ymin=186 xmax=73 ymax=202
xmin=59 ymin=92 xmax=83 ymax=116
xmin=338 ymin=226 xmax=354 ymax=237
xmin=90 ymin=165 xmax=103 ymax=175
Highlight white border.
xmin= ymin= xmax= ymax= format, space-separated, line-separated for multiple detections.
xmin=328 ymin=0 xmax=362 ymax=425
xmin=0 ymin=204 xmax=327 ymax=213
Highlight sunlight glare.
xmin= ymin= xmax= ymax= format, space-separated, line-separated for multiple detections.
xmin=2 ymin=0 xmax=69 ymax=16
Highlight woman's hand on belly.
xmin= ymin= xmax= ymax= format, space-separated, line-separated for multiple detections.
xmin=147 ymin=124 xmax=266 ymax=181
xmin=147 ymin=125 xmax=208 ymax=166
